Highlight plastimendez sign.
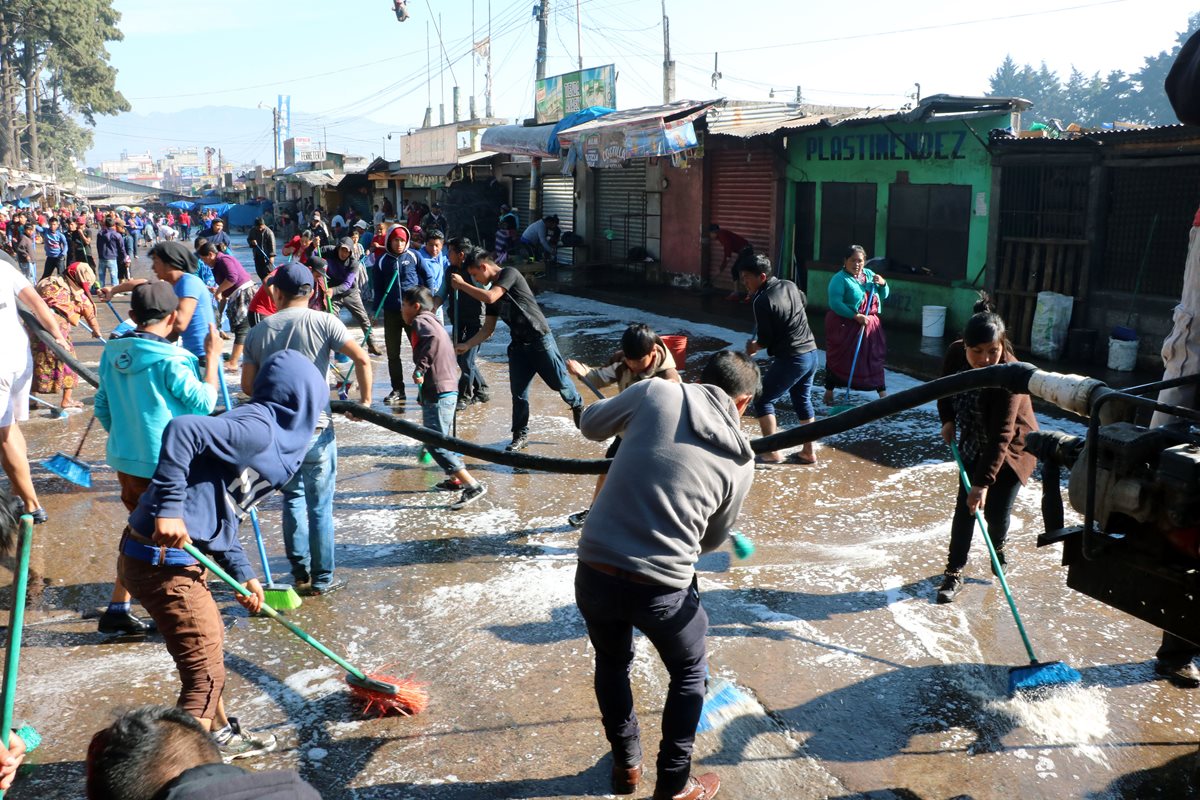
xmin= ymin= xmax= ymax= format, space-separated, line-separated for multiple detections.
xmin=804 ymin=130 xmax=969 ymax=162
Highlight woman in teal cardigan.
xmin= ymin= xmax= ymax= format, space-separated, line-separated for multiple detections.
xmin=824 ymin=244 xmax=889 ymax=405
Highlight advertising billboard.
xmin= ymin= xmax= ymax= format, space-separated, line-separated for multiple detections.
xmin=535 ymin=64 xmax=616 ymax=125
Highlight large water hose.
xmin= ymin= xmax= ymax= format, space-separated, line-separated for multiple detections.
xmin=19 ymin=306 xmax=1113 ymax=473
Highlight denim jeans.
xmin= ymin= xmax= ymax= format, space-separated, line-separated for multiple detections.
xmin=508 ymin=333 xmax=582 ymax=435
xmin=280 ymin=425 xmax=337 ymax=588
xmin=574 ymin=563 xmax=708 ymax=796
xmin=945 ymin=459 xmax=1023 ymax=573
xmin=753 ymin=350 xmax=818 ymax=419
xmin=456 ymin=320 xmax=489 ymax=400
xmin=19 ymin=262 xmax=35 ymax=283
xmin=421 ymin=392 xmax=464 ymax=473
xmin=99 ymin=258 xmax=118 ymax=288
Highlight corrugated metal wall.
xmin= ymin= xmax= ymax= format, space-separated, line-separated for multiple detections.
xmin=594 ymin=163 xmax=647 ymax=262
xmin=511 ymin=178 xmax=531 ymax=233
xmin=708 ymin=147 xmax=775 ymax=290
xmin=542 ymin=174 xmax=575 ymax=265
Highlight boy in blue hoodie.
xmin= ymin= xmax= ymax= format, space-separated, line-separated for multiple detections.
xmin=118 ymin=349 xmax=325 ymax=761
xmin=95 ymin=282 xmax=220 ymax=636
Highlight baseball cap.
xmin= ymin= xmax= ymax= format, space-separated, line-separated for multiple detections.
xmin=353 ymin=220 xmax=368 ymax=230
xmin=268 ymin=262 xmax=315 ymax=295
xmin=130 ymin=281 xmax=179 ymax=324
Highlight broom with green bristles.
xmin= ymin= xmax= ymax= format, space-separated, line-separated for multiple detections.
xmin=217 ymin=371 xmax=303 ymax=611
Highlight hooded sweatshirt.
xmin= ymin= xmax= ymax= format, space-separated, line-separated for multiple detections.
xmin=322 ymin=236 xmax=360 ymax=296
xmin=94 ymin=331 xmax=218 ymax=478
xmin=583 ymin=340 xmax=677 ymax=393
xmin=373 ymin=228 xmax=428 ymax=312
xmin=128 ymin=350 xmax=326 ymax=581
xmin=578 ymin=378 xmax=755 ymax=588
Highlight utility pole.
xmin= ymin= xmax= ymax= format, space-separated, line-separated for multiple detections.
xmin=272 ymin=106 xmax=280 ymax=172
xmin=662 ymin=0 xmax=675 ymax=103
xmin=424 ymin=20 xmax=433 ymax=128
xmin=439 ymin=13 xmax=446 ymax=125
xmin=485 ymin=0 xmax=494 ymax=117
xmin=575 ymin=0 xmax=583 ymax=69
xmin=535 ymin=2 xmax=549 ymax=80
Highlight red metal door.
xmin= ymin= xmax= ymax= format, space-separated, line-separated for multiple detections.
xmin=708 ymin=146 xmax=776 ymax=291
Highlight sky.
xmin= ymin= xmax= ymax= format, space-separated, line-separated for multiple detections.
xmin=91 ymin=0 xmax=1199 ymax=166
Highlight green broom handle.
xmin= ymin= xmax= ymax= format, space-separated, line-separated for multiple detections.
xmin=181 ymin=543 xmax=367 ymax=682
xmin=950 ymin=442 xmax=1039 ymax=664
xmin=216 ymin=372 xmax=277 ymax=589
xmin=0 ymin=516 xmax=34 ymax=799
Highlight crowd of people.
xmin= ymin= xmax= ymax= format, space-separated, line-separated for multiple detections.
xmin=1 ymin=193 xmax=1190 ymax=799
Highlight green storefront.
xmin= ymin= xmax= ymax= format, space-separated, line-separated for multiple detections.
xmin=781 ymin=97 xmax=1027 ymax=334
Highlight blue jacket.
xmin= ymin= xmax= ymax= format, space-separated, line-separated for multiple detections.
xmin=128 ymin=350 xmax=326 ymax=581
xmin=41 ymin=229 xmax=68 ymax=258
xmin=95 ymin=332 xmax=217 ymax=479
xmin=96 ymin=228 xmax=127 ymax=263
xmin=373 ymin=249 xmax=430 ymax=312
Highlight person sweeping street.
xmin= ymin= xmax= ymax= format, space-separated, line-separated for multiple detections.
xmin=935 ymin=296 xmax=1037 ymax=604
xmin=119 ymin=349 xmax=325 ymax=759
xmin=564 ymin=322 xmax=679 ymax=528
xmin=94 ymin=282 xmax=220 ymax=636
xmin=823 ymin=245 xmax=888 ymax=406
xmin=33 ymin=261 xmax=102 ymax=410
xmin=450 ymin=253 xmax=584 ymax=452
xmin=401 ymin=286 xmax=487 ymax=509
xmin=574 ymin=350 xmax=758 ymax=800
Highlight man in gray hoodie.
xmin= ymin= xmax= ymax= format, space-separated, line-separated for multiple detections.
xmin=574 ymin=350 xmax=758 ymax=800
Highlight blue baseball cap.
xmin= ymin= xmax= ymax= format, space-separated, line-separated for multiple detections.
xmin=268 ymin=262 xmax=314 ymax=296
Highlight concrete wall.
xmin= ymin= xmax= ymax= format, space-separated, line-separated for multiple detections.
xmin=660 ymin=159 xmax=705 ymax=287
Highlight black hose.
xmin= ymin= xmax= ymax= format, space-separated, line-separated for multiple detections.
xmin=755 ymin=362 xmax=1038 ymax=451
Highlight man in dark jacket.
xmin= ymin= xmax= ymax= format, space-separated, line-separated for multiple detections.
xmin=320 ymin=236 xmax=380 ymax=355
xmin=86 ymin=705 xmax=321 ymax=799
xmin=246 ymin=217 xmax=276 ymax=281
xmin=743 ymin=254 xmax=819 ymax=464
xmin=95 ymin=218 xmax=128 ymax=289
xmin=575 ymin=350 xmax=757 ymax=800
xmin=120 ymin=349 xmax=325 ymax=760
xmin=420 ymin=202 xmax=449 ymax=235
xmin=446 ymin=238 xmax=490 ymax=408
xmin=374 ymin=225 xmax=435 ymax=405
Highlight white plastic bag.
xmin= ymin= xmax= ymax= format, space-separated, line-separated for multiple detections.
xmin=1030 ymin=291 xmax=1074 ymax=360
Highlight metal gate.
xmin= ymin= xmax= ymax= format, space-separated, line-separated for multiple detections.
xmin=594 ymin=163 xmax=647 ymax=262
xmin=708 ymin=147 xmax=775 ymax=289
xmin=542 ymin=174 xmax=575 ymax=265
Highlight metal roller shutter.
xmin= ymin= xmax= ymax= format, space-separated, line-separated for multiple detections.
xmin=594 ymin=162 xmax=648 ymax=262
xmin=511 ymin=178 xmax=531 ymax=233
xmin=708 ymin=148 xmax=776 ymax=289
xmin=542 ymin=174 xmax=575 ymax=265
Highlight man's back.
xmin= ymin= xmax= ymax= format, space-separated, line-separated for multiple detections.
xmin=577 ymin=379 xmax=754 ymax=587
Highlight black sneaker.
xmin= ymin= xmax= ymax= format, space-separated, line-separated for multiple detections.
xmin=303 ymin=579 xmax=347 ymax=597
xmin=384 ymin=390 xmax=406 ymax=406
xmin=456 ymin=398 xmax=470 ymax=412
xmin=990 ymin=550 xmax=1009 ymax=577
xmin=567 ymin=509 xmax=590 ymax=528
xmin=451 ymin=483 xmax=487 ymax=510
xmin=506 ymin=432 xmax=530 ymax=452
xmin=936 ymin=571 xmax=964 ymax=604
xmin=98 ymin=609 xmax=155 ymax=635
xmin=433 ymin=477 xmax=463 ymax=492
xmin=1154 ymin=659 xmax=1200 ymax=688
xmin=476 ymin=390 xmax=491 ymax=403
xmin=214 ymin=717 xmax=277 ymax=762
xmin=572 ymin=404 xmax=584 ymax=429
xmin=29 ymin=507 xmax=47 ymax=525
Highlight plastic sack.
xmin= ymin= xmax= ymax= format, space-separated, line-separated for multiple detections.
xmin=1030 ymin=291 xmax=1074 ymax=360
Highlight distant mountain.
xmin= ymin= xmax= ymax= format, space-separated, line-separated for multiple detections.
xmin=85 ymin=105 xmax=414 ymax=168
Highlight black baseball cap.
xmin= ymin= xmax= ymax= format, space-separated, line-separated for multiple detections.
xmin=130 ymin=281 xmax=179 ymax=324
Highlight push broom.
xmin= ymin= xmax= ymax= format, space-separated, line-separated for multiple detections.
xmin=182 ymin=543 xmax=427 ymax=717
xmin=950 ymin=442 xmax=1081 ymax=697
xmin=217 ymin=371 xmax=302 ymax=612
xmin=0 ymin=515 xmax=42 ymax=799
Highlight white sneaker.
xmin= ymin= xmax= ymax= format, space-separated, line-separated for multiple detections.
xmin=214 ymin=717 xmax=277 ymax=762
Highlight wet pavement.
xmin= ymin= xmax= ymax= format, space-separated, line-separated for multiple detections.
xmin=5 ymin=248 xmax=1199 ymax=798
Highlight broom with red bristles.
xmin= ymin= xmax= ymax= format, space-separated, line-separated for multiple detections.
xmin=182 ymin=543 xmax=428 ymax=716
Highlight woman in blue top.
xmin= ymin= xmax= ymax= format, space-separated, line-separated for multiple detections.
xmin=823 ymin=244 xmax=889 ymax=406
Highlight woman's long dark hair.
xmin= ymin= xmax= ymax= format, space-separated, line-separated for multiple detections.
xmin=962 ymin=292 xmax=1009 ymax=349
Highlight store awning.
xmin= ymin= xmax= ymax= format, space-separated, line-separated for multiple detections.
xmin=389 ymin=150 xmax=496 ymax=178
xmin=557 ymin=99 xmax=716 ymax=168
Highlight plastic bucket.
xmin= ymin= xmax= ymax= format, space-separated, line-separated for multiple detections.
xmin=1107 ymin=336 xmax=1138 ymax=371
xmin=921 ymin=305 xmax=947 ymax=338
xmin=661 ymin=334 xmax=688 ymax=368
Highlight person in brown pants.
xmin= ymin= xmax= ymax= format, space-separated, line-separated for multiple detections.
xmin=119 ymin=349 xmax=326 ymax=761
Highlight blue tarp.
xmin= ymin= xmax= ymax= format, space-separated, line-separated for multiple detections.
xmin=165 ymin=200 xmax=194 ymax=210
xmin=226 ymin=202 xmax=271 ymax=228
xmin=547 ymin=107 xmax=614 ymax=155
xmin=194 ymin=202 xmax=234 ymax=216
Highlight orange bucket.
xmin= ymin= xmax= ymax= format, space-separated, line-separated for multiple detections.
xmin=661 ymin=334 xmax=688 ymax=368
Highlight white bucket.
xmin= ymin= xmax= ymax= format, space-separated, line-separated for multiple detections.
xmin=1107 ymin=336 xmax=1138 ymax=372
xmin=921 ymin=305 xmax=947 ymax=338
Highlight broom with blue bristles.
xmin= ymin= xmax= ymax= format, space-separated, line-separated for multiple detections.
xmin=950 ymin=442 xmax=1081 ymax=697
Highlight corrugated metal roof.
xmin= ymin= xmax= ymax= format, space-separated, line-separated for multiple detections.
xmin=704 ymin=101 xmax=807 ymax=137
xmin=558 ymin=100 xmax=717 ymax=136
xmin=390 ymin=150 xmax=496 ymax=177
xmin=991 ymin=123 xmax=1200 ymax=149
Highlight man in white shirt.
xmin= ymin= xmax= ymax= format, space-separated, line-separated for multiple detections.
xmin=0 ymin=254 xmax=68 ymax=523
